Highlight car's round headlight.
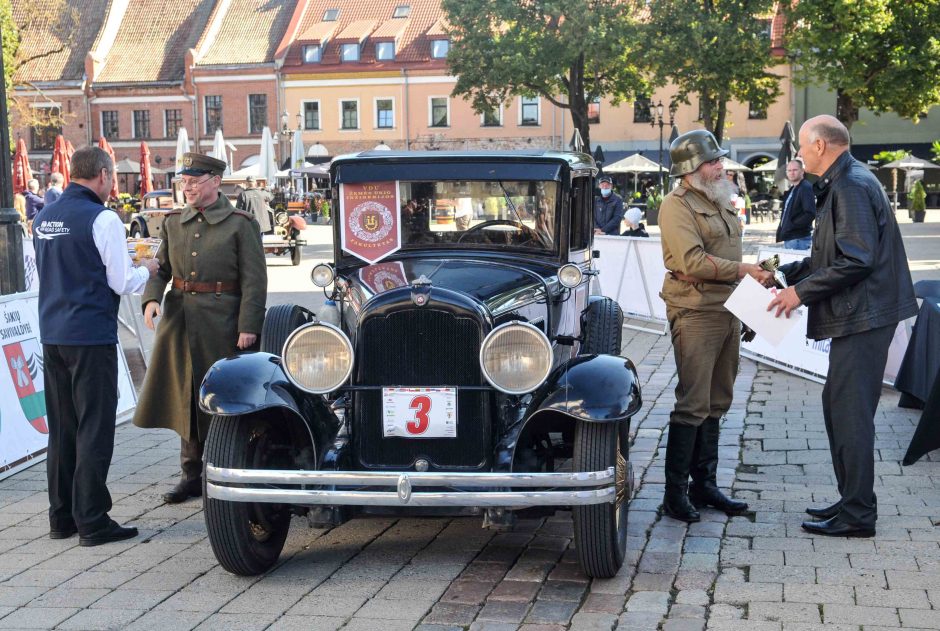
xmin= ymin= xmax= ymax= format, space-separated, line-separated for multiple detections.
xmin=479 ymin=322 xmax=553 ymax=395
xmin=282 ymin=323 xmax=353 ymax=394
xmin=311 ymin=263 xmax=335 ymax=288
xmin=558 ymin=263 xmax=583 ymax=288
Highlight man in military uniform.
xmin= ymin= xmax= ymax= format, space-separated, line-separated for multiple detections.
xmin=659 ymin=130 xmax=773 ymax=523
xmin=133 ymin=153 xmax=267 ymax=504
xmin=236 ymin=175 xmax=273 ymax=233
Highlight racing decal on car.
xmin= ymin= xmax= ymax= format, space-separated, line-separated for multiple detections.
xmin=358 ymin=261 xmax=409 ymax=294
xmin=340 ymin=181 xmax=402 ymax=264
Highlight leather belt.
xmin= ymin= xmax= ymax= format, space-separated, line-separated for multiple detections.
xmin=172 ymin=277 xmax=239 ymax=295
xmin=669 ymin=271 xmax=736 ymax=286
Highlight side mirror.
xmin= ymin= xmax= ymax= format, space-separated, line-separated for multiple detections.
xmin=592 ymin=250 xmax=600 ymax=259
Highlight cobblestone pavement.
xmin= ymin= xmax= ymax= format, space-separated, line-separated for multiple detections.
xmin=1 ymin=222 xmax=938 ymax=630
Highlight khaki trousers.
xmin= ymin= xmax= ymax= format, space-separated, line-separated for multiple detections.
xmin=667 ymin=307 xmax=740 ymax=427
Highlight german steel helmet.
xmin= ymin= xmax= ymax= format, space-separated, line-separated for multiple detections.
xmin=669 ymin=130 xmax=729 ymax=176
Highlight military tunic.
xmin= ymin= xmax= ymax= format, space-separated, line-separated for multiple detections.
xmin=133 ymin=193 xmax=267 ymax=442
xmin=659 ymin=183 xmax=743 ymax=427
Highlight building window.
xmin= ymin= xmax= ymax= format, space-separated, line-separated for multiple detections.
xmin=430 ymin=39 xmax=449 ymax=59
xmin=341 ymin=100 xmax=359 ymax=129
xmin=748 ymin=102 xmax=768 ymax=119
xmin=30 ymin=107 xmax=60 ymax=150
xmin=303 ymin=45 xmax=321 ymax=63
xmin=102 ymin=110 xmax=120 ymax=139
xmin=249 ymin=94 xmax=267 ymax=133
xmin=165 ymin=109 xmax=182 ymax=138
xmin=376 ymin=98 xmax=394 ymax=129
xmin=587 ymin=97 xmax=600 ymax=124
xmin=205 ymin=95 xmax=222 ymax=133
xmin=481 ymin=106 xmax=502 ymax=127
xmin=633 ymin=97 xmax=651 ymax=123
xmin=341 ymin=43 xmax=360 ymax=62
xmin=430 ymin=97 xmax=449 ymax=127
xmin=303 ymin=101 xmax=320 ymax=130
xmin=323 ymin=8 xmax=339 ymax=21
xmin=133 ymin=110 xmax=150 ymax=138
xmin=393 ymin=5 xmax=410 ymax=18
xmin=376 ymin=42 xmax=395 ymax=61
xmin=520 ymin=96 xmax=539 ymax=126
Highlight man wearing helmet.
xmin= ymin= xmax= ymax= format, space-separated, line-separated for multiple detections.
xmin=658 ymin=129 xmax=773 ymax=523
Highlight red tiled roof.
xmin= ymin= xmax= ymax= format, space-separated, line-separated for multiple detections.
xmin=372 ymin=18 xmax=409 ymax=41
xmin=197 ymin=0 xmax=299 ymax=66
xmin=12 ymin=0 xmax=109 ymax=83
xmin=334 ymin=19 xmax=377 ymax=43
xmin=297 ymin=20 xmax=340 ymax=43
xmin=425 ymin=17 xmax=447 ymax=37
xmin=283 ymin=0 xmax=447 ymax=69
xmin=95 ymin=0 xmax=216 ymax=84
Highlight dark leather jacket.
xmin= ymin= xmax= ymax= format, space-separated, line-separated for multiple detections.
xmin=780 ymin=151 xmax=917 ymax=340
xmin=594 ymin=192 xmax=625 ymax=235
xmin=776 ymin=178 xmax=815 ymax=242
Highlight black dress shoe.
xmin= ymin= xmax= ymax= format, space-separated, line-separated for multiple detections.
xmin=79 ymin=520 xmax=139 ymax=547
xmin=49 ymin=525 xmax=78 ymax=539
xmin=801 ymin=516 xmax=875 ymax=538
xmin=162 ymin=479 xmax=202 ymax=504
xmin=806 ymin=501 xmax=841 ymax=519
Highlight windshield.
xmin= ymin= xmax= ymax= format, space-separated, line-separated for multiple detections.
xmin=398 ymin=180 xmax=558 ymax=253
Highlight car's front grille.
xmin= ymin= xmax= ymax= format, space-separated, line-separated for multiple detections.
xmin=353 ymin=308 xmax=490 ymax=470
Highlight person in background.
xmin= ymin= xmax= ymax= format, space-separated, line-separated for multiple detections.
xmin=621 ymin=207 xmax=649 ymax=237
xmin=235 ymin=175 xmax=273 ymax=233
xmin=33 ymin=146 xmax=159 ymax=546
xmin=775 ymin=159 xmax=816 ymax=250
xmin=659 ymin=129 xmax=773 ymax=524
xmin=44 ymin=173 xmax=64 ymax=205
xmin=594 ymin=175 xmax=625 ymax=235
xmin=24 ymin=179 xmax=45 ymax=225
xmin=14 ymin=193 xmax=27 ymax=227
xmin=768 ymin=115 xmax=917 ymax=538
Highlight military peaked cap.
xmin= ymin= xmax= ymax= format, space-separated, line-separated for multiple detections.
xmin=180 ymin=152 xmax=227 ymax=176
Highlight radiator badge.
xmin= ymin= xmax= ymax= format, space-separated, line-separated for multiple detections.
xmin=397 ymin=474 xmax=412 ymax=504
xmin=411 ymin=275 xmax=432 ymax=306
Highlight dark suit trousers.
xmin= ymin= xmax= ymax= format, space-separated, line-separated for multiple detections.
xmin=44 ymin=344 xmax=118 ymax=535
xmin=823 ymin=324 xmax=895 ymax=528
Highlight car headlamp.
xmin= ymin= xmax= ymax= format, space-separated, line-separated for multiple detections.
xmin=479 ymin=322 xmax=552 ymax=395
xmin=282 ymin=323 xmax=353 ymax=394
xmin=558 ymin=263 xmax=583 ymax=288
xmin=311 ymin=263 xmax=335 ymax=288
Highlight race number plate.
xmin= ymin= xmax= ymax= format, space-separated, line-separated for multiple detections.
xmin=382 ymin=387 xmax=457 ymax=438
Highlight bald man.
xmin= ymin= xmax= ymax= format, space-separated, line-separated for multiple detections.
xmin=768 ymin=115 xmax=916 ymax=538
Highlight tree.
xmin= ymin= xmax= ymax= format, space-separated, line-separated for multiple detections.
xmin=443 ymin=0 xmax=648 ymax=152
xmin=641 ymin=0 xmax=783 ymax=146
xmin=1 ymin=3 xmax=19 ymax=149
xmin=784 ymin=0 xmax=940 ymax=129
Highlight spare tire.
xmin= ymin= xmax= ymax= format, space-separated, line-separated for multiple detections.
xmin=261 ymin=304 xmax=311 ymax=356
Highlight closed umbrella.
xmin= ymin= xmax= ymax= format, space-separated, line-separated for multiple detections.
xmin=259 ymin=126 xmax=277 ymax=185
xmin=774 ymin=121 xmax=797 ymax=195
xmin=65 ymin=140 xmax=75 ymax=161
xmin=212 ymin=129 xmax=231 ymax=175
xmin=98 ymin=136 xmax=119 ymax=199
xmin=139 ymin=142 xmax=154 ymax=196
xmin=13 ymin=138 xmax=32 ymax=195
xmin=291 ymin=129 xmax=305 ymax=196
xmin=175 ymin=126 xmax=190 ymax=175
xmin=50 ymin=135 xmax=71 ymax=187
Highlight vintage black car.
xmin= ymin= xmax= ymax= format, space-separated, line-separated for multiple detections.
xmin=198 ymin=150 xmax=642 ymax=578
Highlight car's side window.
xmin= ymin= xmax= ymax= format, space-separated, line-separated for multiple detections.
xmin=569 ymin=176 xmax=592 ymax=251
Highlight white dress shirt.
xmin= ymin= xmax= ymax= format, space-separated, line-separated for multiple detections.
xmin=92 ymin=210 xmax=150 ymax=295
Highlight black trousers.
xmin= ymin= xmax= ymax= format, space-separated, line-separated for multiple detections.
xmin=823 ymin=324 xmax=895 ymax=528
xmin=44 ymin=344 xmax=118 ymax=535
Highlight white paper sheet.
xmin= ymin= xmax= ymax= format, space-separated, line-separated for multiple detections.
xmin=724 ymin=275 xmax=803 ymax=347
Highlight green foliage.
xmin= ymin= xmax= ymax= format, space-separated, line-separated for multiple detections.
xmin=640 ymin=0 xmax=783 ymax=145
xmin=873 ymin=149 xmax=908 ymax=164
xmin=910 ymin=180 xmax=926 ymax=212
xmin=1 ymin=3 xmax=20 ymax=150
xmin=931 ymin=140 xmax=940 ymax=163
xmin=785 ymin=0 xmax=940 ymax=128
xmin=443 ymin=0 xmax=648 ymax=152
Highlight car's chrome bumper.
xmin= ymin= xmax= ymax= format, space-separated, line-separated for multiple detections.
xmin=205 ymin=464 xmax=633 ymax=508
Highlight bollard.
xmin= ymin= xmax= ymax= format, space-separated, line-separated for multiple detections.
xmin=0 ymin=208 xmax=26 ymax=295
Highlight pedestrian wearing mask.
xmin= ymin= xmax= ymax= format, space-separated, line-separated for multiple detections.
xmin=594 ymin=175 xmax=625 ymax=235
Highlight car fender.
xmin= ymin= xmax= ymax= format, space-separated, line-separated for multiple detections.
xmin=199 ymin=352 xmax=336 ymax=449
xmin=289 ymin=215 xmax=307 ymax=231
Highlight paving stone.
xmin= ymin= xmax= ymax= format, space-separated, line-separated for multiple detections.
xmin=897 ymin=608 xmax=940 ymax=629
xmin=630 ymin=572 xmax=675 ymax=592
xmin=625 ymin=591 xmax=670 ymax=614
xmin=782 ymin=583 xmax=853 ymax=604
xmin=442 ymin=579 xmax=495 ymax=605
xmin=266 ymin=616 xmax=345 ymax=631
xmin=0 ymin=606 xmax=79 ymax=629
xmin=525 ymin=600 xmax=579 ymax=625
xmin=854 ymin=586 xmax=931 ymax=609
xmin=823 ymin=604 xmax=900 ymax=626
xmin=355 ymin=597 xmax=434 ymax=620
xmin=663 ymin=619 xmax=705 ymax=631
xmin=90 ymin=588 xmax=173 ymax=610
xmin=477 ymin=600 xmax=531 ymax=623
xmin=341 ymin=619 xmax=421 ymax=631
xmin=713 ymin=581 xmax=782 ymax=605
xmin=748 ymin=602 xmax=821 ymax=623
xmin=538 ymin=580 xmax=586 ymax=602
xmin=191 ymin=612 xmax=280 ymax=630
xmin=705 ymin=621 xmax=781 ymax=631
xmin=616 ymin=611 xmax=664 ymax=630
xmin=423 ymin=602 xmax=481 ymax=625
xmin=488 ymin=581 xmax=540 ymax=602
xmin=56 ymin=607 xmax=145 ymax=630
xmin=579 ymin=592 xmax=624 ymax=614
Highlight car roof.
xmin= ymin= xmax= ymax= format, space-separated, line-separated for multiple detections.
xmin=331 ymin=150 xmax=596 ymax=172
xmin=144 ymin=189 xmax=172 ymax=197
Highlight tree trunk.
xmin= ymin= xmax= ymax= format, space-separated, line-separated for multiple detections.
xmin=567 ymin=55 xmax=591 ymax=152
xmin=713 ymin=100 xmax=728 ymax=146
xmin=836 ymin=89 xmax=859 ymax=130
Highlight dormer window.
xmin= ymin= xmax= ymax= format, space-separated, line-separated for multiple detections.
xmin=303 ymin=45 xmax=322 ymax=63
xmin=393 ymin=5 xmax=410 ymax=18
xmin=430 ymin=39 xmax=449 ymax=59
xmin=376 ymin=42 xmax=395 ymax=61
xmin=341 ymin=43 xmax=360 ymax=62
xmin=323 ymin=8 xmax=339 ymax=21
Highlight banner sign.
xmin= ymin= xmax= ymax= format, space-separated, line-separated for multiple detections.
xmin=359 ymin=261 xmax=409 ymax=294
xmin=0 ymin=292 xmax=137 ymax=479
xmin=340 ymin=181 xmax=401 ymax=264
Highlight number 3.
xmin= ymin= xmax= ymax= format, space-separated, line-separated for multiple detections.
xmin=407 ymin=395 xmax=431 ymax=435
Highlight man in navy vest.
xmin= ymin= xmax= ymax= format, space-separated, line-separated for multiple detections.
xmin=33 ymin=147 xmax=158 ymax=546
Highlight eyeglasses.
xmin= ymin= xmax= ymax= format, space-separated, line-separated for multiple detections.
xmin=181 ymin=175 xmax=214 ymax=189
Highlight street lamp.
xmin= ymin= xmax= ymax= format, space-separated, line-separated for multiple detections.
xmin=280 ymin=110 xmax=303 ymax=162
xmin=650 ymin=99 xmax=677 ymax=195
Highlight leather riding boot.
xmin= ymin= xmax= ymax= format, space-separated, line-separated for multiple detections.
xmin=662 ymin=423 xmax=701 ymax=523
xmin=163 ymin=438 xmax=204 ymax=504
xmin=689 ymin=417 xmax=748 ymax=514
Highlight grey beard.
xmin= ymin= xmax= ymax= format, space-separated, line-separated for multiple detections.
xmin=688 ymin=172 xmax=737 ymax=205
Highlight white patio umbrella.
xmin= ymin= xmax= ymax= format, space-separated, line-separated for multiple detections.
xmin=212 ymin=129 xmax=232 ymax=175
xmin=721 ymin=157 xmax=751 ymax=172
xmin=753 ymin=158 xmax=777 ymax=172
xmin=258 ymin=126 xmax=277 ymax=185
xmin=174 ymin=127 xmax=190 ymax=175
xmin=603 ymin=153 xmax=665 ymax=193
xmin=291 ymin=130 xmax=306 ymax=195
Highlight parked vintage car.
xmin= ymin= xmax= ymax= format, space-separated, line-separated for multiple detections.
xmin=198 ymin=151 xmax=642 ymax=578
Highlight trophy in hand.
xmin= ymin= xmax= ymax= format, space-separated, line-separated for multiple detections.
xmin=759 ymin=254 xmax=788 ymax=289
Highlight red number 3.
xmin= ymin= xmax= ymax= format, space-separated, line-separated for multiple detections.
xmin=407 ymin=395 xmax=431 ymax=435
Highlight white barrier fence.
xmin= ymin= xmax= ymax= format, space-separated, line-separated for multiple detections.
xmin=593 ymin=237 xmax=910 ymax=385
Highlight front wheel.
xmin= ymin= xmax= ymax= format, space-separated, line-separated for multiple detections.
xmin=572 ymin=421 xmax=629 ymax=578
xmin=204 ymin=414 xmax=292 ymax=575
